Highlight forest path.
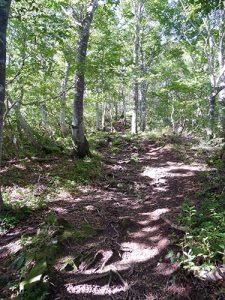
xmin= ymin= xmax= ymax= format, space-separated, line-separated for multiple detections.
xmin=52 ymin=137 xmax=213 ymax=300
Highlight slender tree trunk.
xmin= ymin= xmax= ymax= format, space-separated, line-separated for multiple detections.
xmin=95 ymin=101 xmax=100 ymax=130
xmin=109 ymin=103 xmax=113 ymax=132
xmin=139 ymin=31 xmax=148 ymax=132
xmin=114 ymin=100 xmax=118 ymax=121
xmin=0 ymin=0 xmax=11 ymax=211
xmin=218 ymin=19 xmax=225 ymax=137
xmin=140 ymin=80 xmax=148 ymax=132
xmin=121 ymin=88 xmax=126 ymax=126
xmin=209 ymin=93 xmax=216 ymax=139
xmin=101 ymin=101 xmax=106 ymax=130
xmin=131 ymin=0 xmax=142 ymax=134
xmin=8 ymin=97 xmax=41 ymax=150
xmin=72 ymin=0 xmax=98 ymax=158
xmin=132 ymin=82 xmax=138 ymax=133
xmin=0 ymin=190 xmax=3 ymax=211
xmin=218 ymin=89 xmax=225 ymax=136
xmin=205 ymin=19 xmax=216 ymax=139
xmin=60 ymin=60 xmax=70 ymax=135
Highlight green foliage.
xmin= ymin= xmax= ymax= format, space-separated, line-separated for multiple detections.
xmin=165 ymin=134 xmax=183 ymax=145
xmin=179 ymin=193 xmax=225 ymax=275
xmin=70 ymin=154 xmax=102 ymax=184
xmin=7 ymin=213 xmax=95 ymax=299
xmin=187 ymin=0 xmax=224 ymax=15
xmin=0 ymin=205 xmax=30 ymax=233
xmin=0 ymin=191 xmax=46 ymax=233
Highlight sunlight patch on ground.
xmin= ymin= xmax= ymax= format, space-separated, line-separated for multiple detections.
xmin=116 ymin=241 xmax=162 ymax=266
xmin=141 ymin=162 xmax=211 ymax=191
xmin=76 ymin=239 xmax=169 ymax=277
xmin=0 ymin=240 xmax=22 ymax=259
xmin=140 ymin=208 xmax=170 ymax=221
xmin=53 ymin=207 xmax=68 ymax=214
xmin=129 ymin=225 xmax=159 ymax=239
xmin=66 ymin=283 xmax=128 ymax=296
xmin=57 ymin=190 xmax=73 ymax=200
xmin=141 ymin=225 xmax=160 ymax=233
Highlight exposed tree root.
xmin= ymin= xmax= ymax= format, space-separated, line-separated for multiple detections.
xmin=160 ymin=215 xmax=187 ymax=232
xmin=199 ymin=265 xmax=225 ymax=282
xmin=65 ymin=267 xmax=129 ymax=288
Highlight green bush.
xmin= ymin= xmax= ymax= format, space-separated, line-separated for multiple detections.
xmin=179 ymin=194 xmax=225 ymax=275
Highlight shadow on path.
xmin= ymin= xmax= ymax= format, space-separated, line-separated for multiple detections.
xmin=49 ymin=139 xmax=214 ymax=300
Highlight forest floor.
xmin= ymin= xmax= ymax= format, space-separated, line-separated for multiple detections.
xmin=0 ymin=133 xmax=224 ymax=299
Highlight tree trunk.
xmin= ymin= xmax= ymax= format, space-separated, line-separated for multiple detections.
xmin=0 ymin=0 xmax=11 ymax=211
xmin=101 ymin=101 xmax=106 ymax=130
xmin=72 ymin=0 xmax=98 ymax=158
xmin=114 ymin=100 xmax=118 ymax=121
xmin=131 ymin=82 xmax=138 ymax=134
xmin=131 ymin=0 xmax=142 ymax=134
xmin=0 ymin=190 xmax=3 ymax=211
xmin=218 ymin=89 xmax=225 ymax=137
xmin=95 ymin=101 xmax=100 ymax=130
xmin=140 ymin=80 xmax=148 ymax=132
xmin=60 ymin=60 xmax=70 ymax=135
xmin=17 ymin=107 xmax=41 ymax=148
xmin=218 ymin=18 xmax=225 ymax=137
xmin=109 ymin=103 xmax=113 ymax=132
xmin=7 ymin=95 xmax=42 ymax=150
xmin=209 ymin=93 xmax=216 ymax=139
xmin=121 ymin=88 xmax=126 ymax=126
xmin=0 ymin=0 xmax=11 ymax=165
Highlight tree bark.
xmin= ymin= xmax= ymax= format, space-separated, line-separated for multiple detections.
xmin=140 ymin=80 xmax=148 ymax=132
xmin=209 ymin=93 xmax=216 ymax=139
xmin=7 ymin=95 xmax=42 ymax=150
xmin=121 ymin=88 xmax=126 ymax=126
xmin=114 ymin=100 xmax=118 ymax=122
xmin=95 ymin=101 xmax=100 ymax=131
xmin=131 ymin=0 xmax=142 ymax=134
xmin=218 ymin=89 xmax=225 ymax=136
xmin=0 ymin=0 xmax=11 ymax=211
xmin=0 ymin=0 xmax=11 ymax=165
xmin=72 ymin=0 xmax=98 ymax=158
xmin=217 ymin=12 xmax=225 ymax=137
xmin=139 ymin=31 xmax=148 ymax=132
xmin=101 ymin=101 xmax=106 ymax=130
xmin=109 ymin=102 xmax=113 ymax=132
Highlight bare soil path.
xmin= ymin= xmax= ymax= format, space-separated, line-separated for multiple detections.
xmin=50 ymin=138 xmax=216 ymax=300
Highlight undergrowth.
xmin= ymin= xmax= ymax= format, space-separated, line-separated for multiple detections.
xmin=178 ymin=153 xmax=225 ymax=277
xmin=2 ymin=213 xmax=96 ymax=299
xmin=179 ymin=196 xmax=225 ymax=274
xmin=0 ymin=192 xmax=45 ymax=233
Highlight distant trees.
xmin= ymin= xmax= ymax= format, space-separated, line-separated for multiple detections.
xmin=178 ymin=0 xmax=225 ymax=138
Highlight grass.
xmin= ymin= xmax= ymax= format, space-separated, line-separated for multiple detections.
xmin=0 ymin=190 xmax=46 ymax=233
xmin=1 ymin=149 xmax=102 ymax=235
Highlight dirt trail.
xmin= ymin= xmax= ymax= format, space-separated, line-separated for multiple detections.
xmin=50 ymin=138 xmax=215 ymax=300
